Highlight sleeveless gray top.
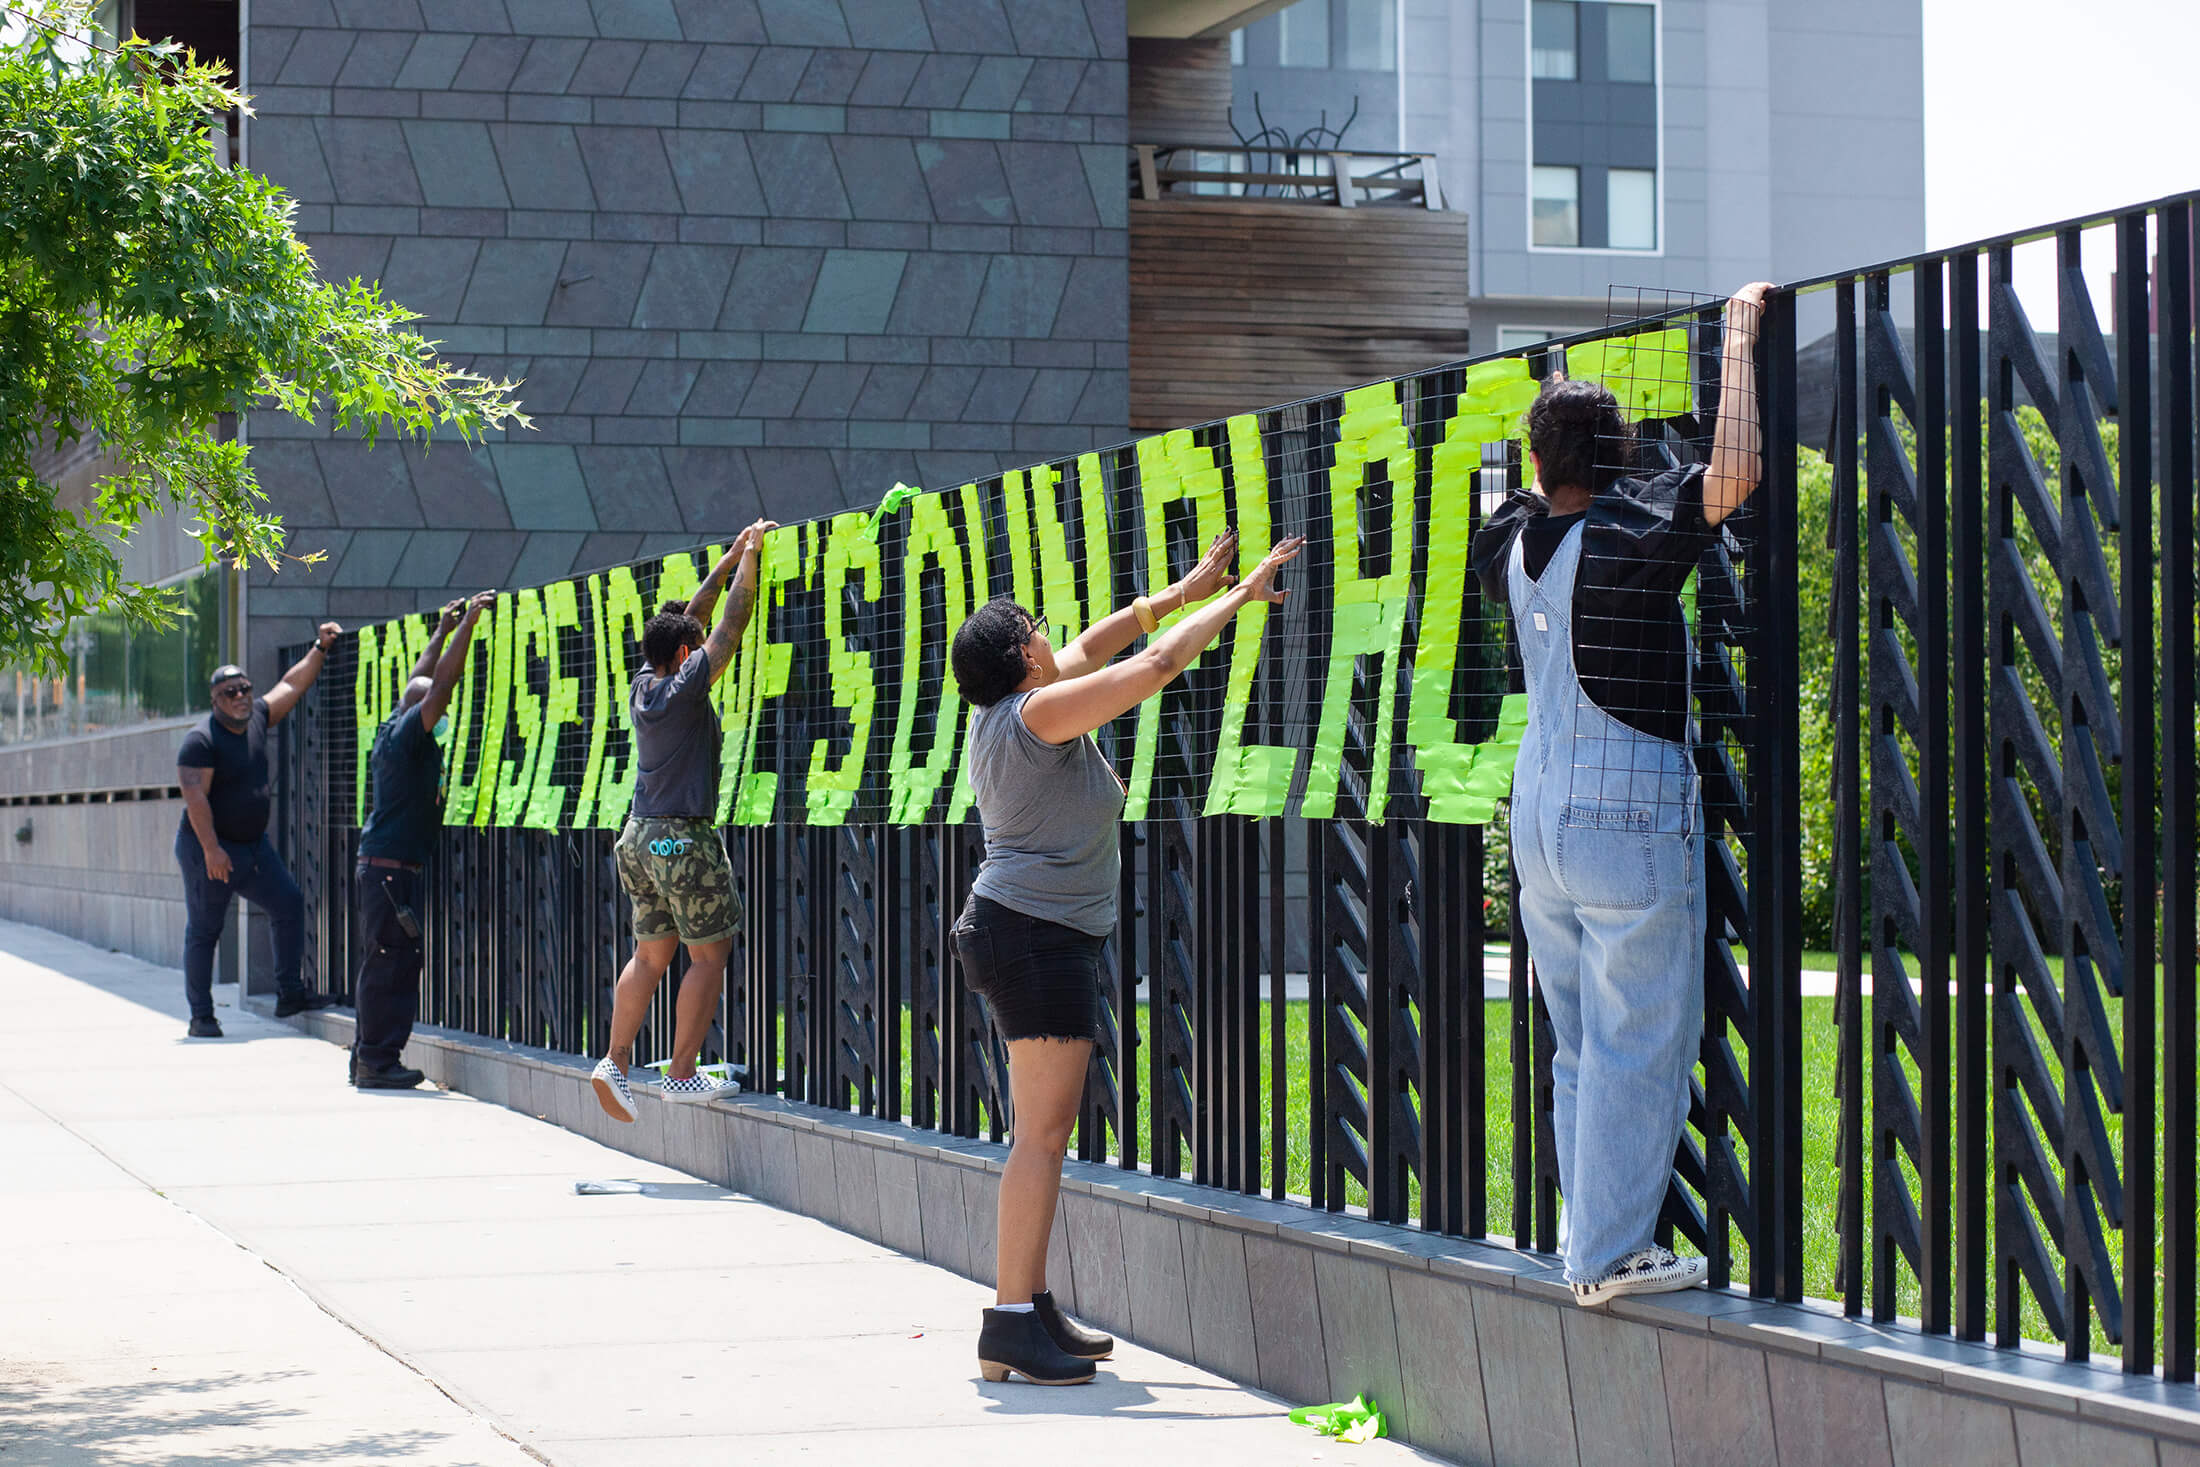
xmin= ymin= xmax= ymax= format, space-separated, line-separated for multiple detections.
xmin=967 ymin=690 xmax=1126 ymax=936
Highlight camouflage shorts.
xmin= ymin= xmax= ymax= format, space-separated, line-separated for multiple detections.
xmin=614 ymin=816 xmax=742 ymax=945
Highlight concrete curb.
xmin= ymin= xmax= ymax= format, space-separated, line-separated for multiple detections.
xmin=275 ymin=1001 xmax=2200 ymax=1465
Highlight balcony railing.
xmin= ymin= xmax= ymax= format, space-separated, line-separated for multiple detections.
xmin=1130 ymin=144 xmax=1445 ymax=209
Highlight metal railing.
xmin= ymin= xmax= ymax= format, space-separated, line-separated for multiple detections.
xmin=1129 ymin=144 xmax=1445 ymax=209
xmin=274 ymin=187 xmax=2200 ymax=1383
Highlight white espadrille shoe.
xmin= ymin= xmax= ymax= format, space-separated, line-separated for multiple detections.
xmin=1571 ymin=1246 xmax=1707 ymax=1307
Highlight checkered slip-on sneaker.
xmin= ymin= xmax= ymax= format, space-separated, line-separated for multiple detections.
xmin=1571 ymin=1246 xmax=1707 ymax=1307
xmin=590 ymin=1057 xmax=638 ymax=1123
xmin=657 ymin=1072 xmax=740 ymax=1105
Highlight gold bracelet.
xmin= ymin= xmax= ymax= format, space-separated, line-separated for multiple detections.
xmin=1132 ymin=596 xmax=1159 ymax=635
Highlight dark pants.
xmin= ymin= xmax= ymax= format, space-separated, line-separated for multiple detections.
xmin=175 ymin=829 xmax=306 ymax=1021
xmin=352 ymin=864 xmax=422 ymax=1074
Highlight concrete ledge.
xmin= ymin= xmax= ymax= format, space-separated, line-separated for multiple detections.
xmin=268 ymin=1001 xmax=2200 ymax=1466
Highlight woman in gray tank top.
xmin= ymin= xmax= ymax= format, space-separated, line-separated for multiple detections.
xmin=948 ymin=529 xmax=1304 ymax=1386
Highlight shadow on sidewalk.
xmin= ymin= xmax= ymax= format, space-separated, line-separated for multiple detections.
xmin=0 ymin=1364 xmax=466 ymax=1463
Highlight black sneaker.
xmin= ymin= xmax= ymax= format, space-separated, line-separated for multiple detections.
xmin=186 ymin=1017 xmax=224 ymax=1039
xmin=356 ymin=1064 xmax=425 ymax=1091
xmin=274 ymin=990 xmax=340 ymax=1018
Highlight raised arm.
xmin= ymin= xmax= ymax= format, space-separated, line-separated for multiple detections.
xmin=1052 ymin=531 xmax=1239 ymax=682
xmin=684 ymin=539 xmax=744 ymax=628
xmin=702 ymin=519 xmax=777 ymax=682
xmin=263 ymin=622 xmax=342 ymax=725
xmin=1022 ymin=537 xmax=1305 ymax=746
xmin=1704 ymin=281 xmax=1774 ymax=528
xmin=418 ymin=591 xmax=495 ymax=731
xmin=408 ymin=600 xmax=463 ymax=682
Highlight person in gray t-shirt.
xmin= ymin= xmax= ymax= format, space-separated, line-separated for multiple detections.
xmin=947 ymin=529 xmax=1305 ymax=1387
xmin=591 ymin=517 xmax=775 ymax=1126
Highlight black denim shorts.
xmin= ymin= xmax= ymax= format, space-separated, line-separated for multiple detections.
xmin=951 ymin=894 xmax=1106 ymax=1042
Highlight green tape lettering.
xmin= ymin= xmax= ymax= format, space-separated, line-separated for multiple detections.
xmin=806 ymin=510 xmax=881 ymax=824
xmin=1203 ymin=413 xmax=1298 ymax=816
xmin=592 ymin=567 xmax=646 ymax=828
xmin=1124 ymin=429 xmax=1231 ymax=820
xmin=945 ymin=482 xmax=991 ymax=825
xmin=886 ymin=491 xmax=969 ymax=824
xmin=724 ymin=529 xmax=797 ymax=825
xmin=1302 ymin=383 xmax=1416 ymax=822
xmin=353 ymin=624 xmax=379 ymax=826
xmin=522 ymin=577 xmax=584 ymax=828
xmin=489 ymin=588 xmax=548 ymax=826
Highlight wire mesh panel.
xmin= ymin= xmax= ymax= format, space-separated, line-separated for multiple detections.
xmin=291 ymin=291 xmax=1800 ymax=1317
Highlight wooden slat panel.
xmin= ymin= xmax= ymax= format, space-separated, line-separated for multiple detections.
xmin=1129 ymin=38 xmax=1236 ymax=148
xmin=1128 ymin=199 xmax=1471 ymax=429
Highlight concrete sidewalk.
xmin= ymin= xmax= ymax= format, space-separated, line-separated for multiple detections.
xmin=0 ymin=920 xmax=1446 ymax=1466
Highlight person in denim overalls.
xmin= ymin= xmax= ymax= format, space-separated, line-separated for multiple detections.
xmin=1470 ymin=282 xmax=1773 ymax=1305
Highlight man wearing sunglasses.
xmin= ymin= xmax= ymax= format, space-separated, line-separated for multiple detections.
xmin=175 ymin=623 xmax=345 ymax=1038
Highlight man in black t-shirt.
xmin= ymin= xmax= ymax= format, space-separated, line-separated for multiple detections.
xmin=350 ymin=591 xmax=494 ymax=1089
xmin=176 ymin=623 xmax=345 ymax=1038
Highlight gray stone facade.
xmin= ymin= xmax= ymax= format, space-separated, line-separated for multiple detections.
xmin=240 ymin=0 xmax=1131 ymax=681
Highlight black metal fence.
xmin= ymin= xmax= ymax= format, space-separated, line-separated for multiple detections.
xmin=274 ymin=189 xmax=2199 ymax=1382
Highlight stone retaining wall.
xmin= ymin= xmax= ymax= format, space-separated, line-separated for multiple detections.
xmin=271 ymin=1001 xmax=2200 ymax=1467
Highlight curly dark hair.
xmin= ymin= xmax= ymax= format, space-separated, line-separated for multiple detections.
xmin=1525 ymin=378 xmax=1634 ymax=497
xmin=642 ymin=600 xmax=706 ymax=674
xmin=951 ymin=597 xmax=1036 ymax=708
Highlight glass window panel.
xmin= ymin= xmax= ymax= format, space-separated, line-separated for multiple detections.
xmin=1531 ymin=0 xmax=1577 ymax=80
xmin=186 ymin=566 xmax=222 ymax=695
xmin=1341 ymin=0 xmax=1395 ymax=71
xmin=1532 ymin=165 xmax=1580 ymax=247
xmin=1278 ymin=0 xmax=1330 ymax=68
xmin=1231 ymin=26 xmax=1245 ymax=65
xmin=1498 ymin=325 xmax=1569 ymax=351
xmin=1606 ymin=3 xmax=1655 ymax=83
xmin=1608 ymin=166 xmax=1657 ymax=249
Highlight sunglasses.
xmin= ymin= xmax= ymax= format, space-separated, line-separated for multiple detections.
xmin=214 ymin=681 xmax=253 ymax=699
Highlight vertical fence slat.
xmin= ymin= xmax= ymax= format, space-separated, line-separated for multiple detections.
xmin=1952 ymin=247 xmax=1992 ymax=1342
xmin=2115 ymin=210 xmax=2157 ymax=1375
xmin=1833 ymin=278 xmax=1867 ymax=1318
xmin=1918 ymin=259 xmax=1955 ymax=1334
xmin=2160 ymin=198 xmax=2199 ymax=1385
xmin=1754 ymin=284 xmax=1806 ymax=1300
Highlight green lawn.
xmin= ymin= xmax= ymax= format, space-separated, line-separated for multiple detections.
xmin=834 ymin=985 xmax=2157 ymax=1357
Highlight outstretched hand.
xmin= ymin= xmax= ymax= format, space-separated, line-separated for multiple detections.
xmin=1238 ymin=536 xmax=1306 ymax=604
xmin=437 ymin=599 xmax=464 ymax=633
xmin=469 ymin=589 xmax=496 ymax=613
xmin=1177 ymin=531 xmax=1239 ymax=604
xmin=735 ymin=518 xmax=779 ymax=559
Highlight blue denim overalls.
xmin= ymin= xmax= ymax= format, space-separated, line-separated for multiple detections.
xmin=1507 ymin=522 xmax=1705 ymax=1285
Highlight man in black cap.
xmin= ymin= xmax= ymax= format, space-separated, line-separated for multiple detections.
xmin=350 ymin=590 xmax=493 ymax=1089
xmin=176 ymin=623 xmax=345 ymax=1038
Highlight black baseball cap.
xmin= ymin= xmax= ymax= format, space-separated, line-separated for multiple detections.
xmin=209 ymin=665 xmax=249 ymax=690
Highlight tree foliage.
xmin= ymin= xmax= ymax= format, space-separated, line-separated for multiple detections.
xmin=0 ymin=2 xmax=527 ymax=671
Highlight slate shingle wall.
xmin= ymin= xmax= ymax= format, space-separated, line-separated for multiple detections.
xmin=242 ymin=0 xmax=1129 ymax=673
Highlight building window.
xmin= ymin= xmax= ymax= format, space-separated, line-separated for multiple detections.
xmin=1340 ymin=0 xmax=1395 ymax=72
xmin=1529 ymin=0 xmax=1659 ymax=251
xmin=1497 ymin=325 xmax=1574 ymax=352
xmin=3 ymin=565 xmax=225 ymax=746
xmin=1607 ymin=167 xmax=1657 ymax=249
xmin=1532 ymin=166 xmax=1580 ymax=248
xmin=1531 ymin=0 xmax=1578 ymax=81
xmin=1277 ymin=0 xmax=1330 ymax=68
xmin=1605 ymin=2 xmax=1656 ymax=83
